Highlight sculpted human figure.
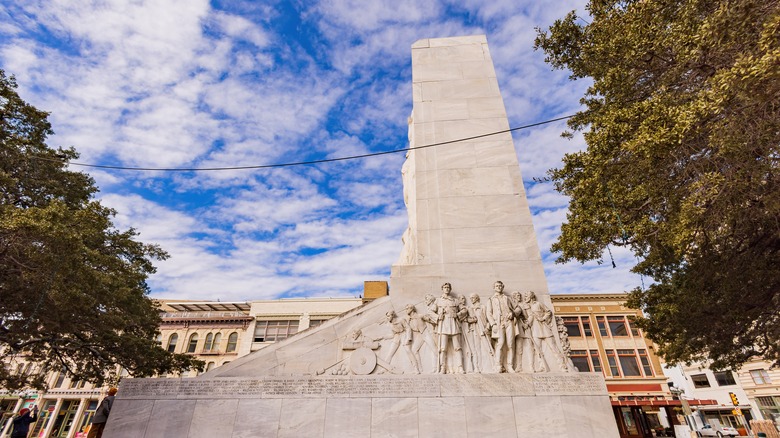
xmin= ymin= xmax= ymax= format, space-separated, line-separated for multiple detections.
xmin=523 ymin=291 xmax=568 ymax=372
xmin=343 ymin=328 xmax=379 ymax=350
xmin=404 ymin=304 xmax=437 ymax=372
xmin=382 ymin=310 xmax=421 ymax=373
xmin=457 ymin=295 xmax=475 ymax=372
xmin=485 ymin=281 xmax=516 ymax=373
xmin=511 ymin=291 xmax=528 ymax=372
xmin=468 ymin=293 xmax=493 ymax=373
xmin=422 ymin=293 xmax=439 ymax=343
xmin=434 ymin=283 xmax=466 ymax=374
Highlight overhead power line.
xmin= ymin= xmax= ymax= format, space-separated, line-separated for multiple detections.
xmin=33 ymin=114 xmax=575 ymax=172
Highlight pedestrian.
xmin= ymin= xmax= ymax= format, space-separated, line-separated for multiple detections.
xmin=11 ymin=405 xmax=38 ymax=438
xmin=87 ymin=387 xmax=117 ymax=438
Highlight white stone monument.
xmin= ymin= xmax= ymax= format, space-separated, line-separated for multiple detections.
xmin=106 ymin=35 xmax=619 ymax=438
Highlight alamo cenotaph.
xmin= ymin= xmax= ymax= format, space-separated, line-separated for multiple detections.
xmin=105 ymin=35 xmax=620 ymax=438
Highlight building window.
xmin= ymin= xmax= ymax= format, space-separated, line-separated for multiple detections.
xmin=155 ymin=334 xmax=162 ymax=345
xmin=607 ymin=316 xmax=629 ymax=337
xmin=167 ymin=334 xmax=178 ymax=353
xmin=52 ymin=371 xmax=66 ymax=388
xmin=714 ymin=371 xmax=736 ymax=386
xmin=605 ymin=350 xmax=620 ymax=377
xmin=205 ymin=361 xmax=215 ymax=372
xmin=254 ymin=320 xmax=299 ymax=342
xmin=570 ymin=350 xmax=590 ymax=372
xmin=638 ymin=349 xmax=653 ymax=376
xmin=581 ymin=317 xmax=593 ymax=337
xmin=563 ymin=317 xmax=582 ymax=337
xmin=309 ymin=319 xmax=327 ymax=328
xmin=212 ymin=333 xmax=222 ymax=352
xmin=187 ymin=334 xmax=198 ymax=353
xmin=590 ymin=350 xmax=603 ymax=373
xmin=596 ymin=316 xmax=609 ymax=337
xmin=756 ymin=396 xmax=780 ymax=427
xmin=626 ymin=316 xmax=641 ymax=336
xmin=691 ymin=374 xmax=711 ymax=388
xmin=204 ymin=333 xmax=214 ymax=351
xmin=750 ymin=369 xmax=772 ymax=385
xmin=226 ymin=332 xmax=238 ymax=353
xmin=617 ymin=349 xmax=642 ymax=377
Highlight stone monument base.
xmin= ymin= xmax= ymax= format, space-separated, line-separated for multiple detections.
xmin=107 ymin=373 xmax=618 ymax=437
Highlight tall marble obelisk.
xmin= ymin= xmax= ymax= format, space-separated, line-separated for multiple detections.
xmin=392 ymin=36 xmax=549 ymax=304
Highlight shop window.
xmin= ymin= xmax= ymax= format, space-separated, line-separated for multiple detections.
xmin=605 ymin=350 xmax=620 ymax=377
xmin=204 ymin=333 xmax=214 ymax=351
xmin=617 ymin=349 xmax=642 ymax=377
xmin=570 ymin=350 xmax=590 ymax=372
xmin=691 ymin=373 xmax=711 ymax=388
xmin=756 ymin=396 xmax=780 ymax=428
xmin=750 ymin=369 xmax=772 ymax=385
xmin=187 ymin=334 xmax=198 ymax=353
xmin=563 ymin=317 xmax=582 ymax=337
xmin=714 ymin=371 xmax=736 ymax=386
xmin=589 ymin=350 xmax=603 ymax=374
xmin=254 ymin=320 xmax=299 ymax=342
xmin=608 ymin=316 xmax=629 ymax=336
xmin=596 ymin=316 xmax=609 ymax=337
xmin=212 ymin=333 xmax=222 ymax=352
xmin=638 ymin=349 xmax=653 ymax=376
xmin=226 ymin=332 xmax=238 ymax=353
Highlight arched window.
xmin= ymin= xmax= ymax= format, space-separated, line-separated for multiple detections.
xmin=167 ymin=334 xmax=178 ymax=353
xmin=155 ymin=334 xmax=162 ymax=345
xmin=205 ymin=362 xmax=215 ymax=372
xmin=204 ymin=333 xmax=214 ymax=352
xmin=212 ymin=333 xmax=222 ymax=352
xmin=187 ymin=334 xmax=198 ymax=353
xmin=226 ymin=332 xmax=238 ymax=353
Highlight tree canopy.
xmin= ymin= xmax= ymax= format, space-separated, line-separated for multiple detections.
xmin=0 ymin=70 xmax=201 ymax=391
xmin=536 ymin=0 xmax=779 ymax=369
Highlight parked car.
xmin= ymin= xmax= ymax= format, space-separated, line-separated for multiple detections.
xmin=696 ymin=423 xmax=739 ymax=437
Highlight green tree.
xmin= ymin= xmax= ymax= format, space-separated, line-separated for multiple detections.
xmin=0 ymin=70 xmax=202 ymax=391
xmin=536 ymin=0 xmax=780 ymax=369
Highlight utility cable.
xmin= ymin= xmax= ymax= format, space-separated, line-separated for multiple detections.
xmin=30 ymin=114 xmax=575 ymax=172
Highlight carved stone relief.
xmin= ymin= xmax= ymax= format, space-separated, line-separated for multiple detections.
xmin=316 ymin=281 xmax=571 ymax=376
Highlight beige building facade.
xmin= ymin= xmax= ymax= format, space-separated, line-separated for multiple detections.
xmin=552 ymin=293 xmax=683 ymax=438
xmin=738 ymin=358 xmax=780 ymax=430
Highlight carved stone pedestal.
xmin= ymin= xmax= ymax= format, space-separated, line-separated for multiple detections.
xmin=106 ymin=373 xmax=618 ymax=438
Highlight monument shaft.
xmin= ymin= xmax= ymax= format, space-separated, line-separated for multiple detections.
xmin=392 ymin=35 xmax=549 ymax=303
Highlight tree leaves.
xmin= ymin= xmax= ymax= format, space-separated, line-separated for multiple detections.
xmin=536 ymin=0 xmax=780 ymax=368
xmin=0 ymin=70 xmax=202 ymax=391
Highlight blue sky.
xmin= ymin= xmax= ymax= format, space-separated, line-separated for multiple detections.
xmin=0 ymin=0 xmax=644 ymax=301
